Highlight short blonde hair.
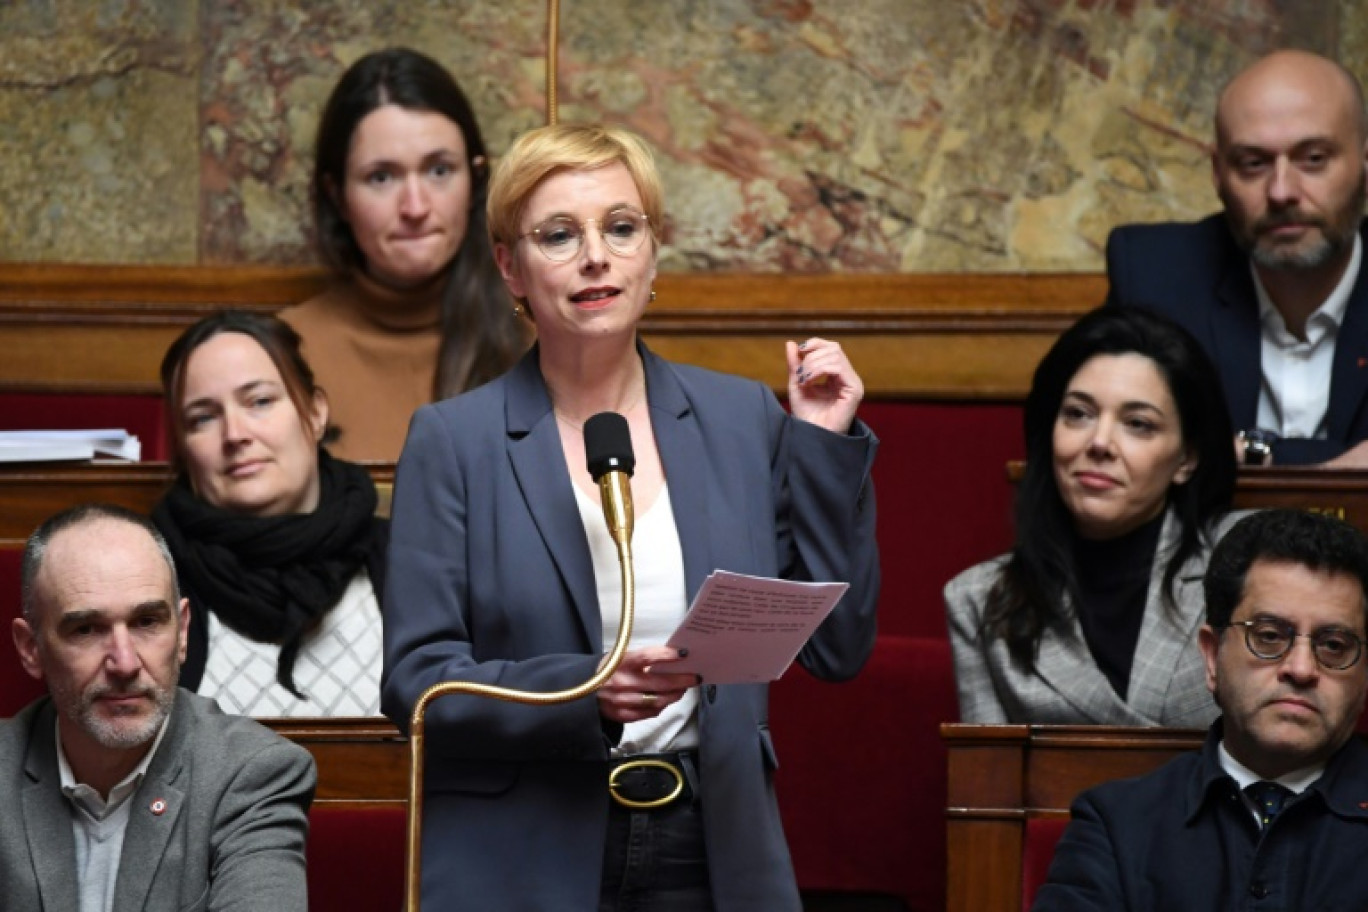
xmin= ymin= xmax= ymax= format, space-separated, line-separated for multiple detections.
xmin=487 ymin=123 xmax=663 ymax=249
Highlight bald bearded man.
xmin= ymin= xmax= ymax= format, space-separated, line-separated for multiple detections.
xmin=1 ymin=504 xmax=315 ymax=912
xmin=1106 ymin=50 xmax=1368 ymax=467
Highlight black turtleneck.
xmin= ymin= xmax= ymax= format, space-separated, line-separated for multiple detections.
xmin=1073 ymin=512 xmax=1166 ymax=699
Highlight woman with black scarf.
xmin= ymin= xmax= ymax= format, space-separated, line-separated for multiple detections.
xmin=152 ymin=310 xmax=388 ymax=716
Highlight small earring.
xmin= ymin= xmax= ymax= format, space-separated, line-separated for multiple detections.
xmin=649 ymin=289 xmax=657 ymax=303
xmin=512 ymin=302 xmax=524 ymax=317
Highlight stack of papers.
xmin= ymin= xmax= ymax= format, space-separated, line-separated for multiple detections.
xmin=0 ymin=429 xmax=141 ymax=463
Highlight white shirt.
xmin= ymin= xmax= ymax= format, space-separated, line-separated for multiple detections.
xmin=1218 ymin=740 xmax=1323 ymax=827
xmin=575 ymin=481 xmax=699 ymax=755
xmin=58 ymin=714 xmax=170 ymax=912
xmin=198 ymin=570 xmax=382 ymax=717
xmin=1254 ymin=235 xmax=1362 ymax=437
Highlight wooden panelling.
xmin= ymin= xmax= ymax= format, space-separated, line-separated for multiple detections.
xmin=1233 ymin=468 xmax=1368 ymax=525
xmin=1009 ymin=461 xmax=1368 ymax=532
xmin=0 ymin=463 xmax=176 ymax=545
xmin=946 ymin=821 xmax=1025 ymax=912
xmin=0 ymin=265 xmax=1105 ymax=397
xmin=263 ymin=718 xmax=408 ymax=806
xmin=943 ymin=725 xmax=1206 ymax=912
xmin=0 ymin=462 xmax=395 ymax=545
xmin=2 ymin=460 xmax=1361 ymax=550
xmin=0 ymin=263 xmax=324 ymax=305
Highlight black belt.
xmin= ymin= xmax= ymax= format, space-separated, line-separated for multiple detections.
xmin=608 ymin=751 xmax=698 ymax=810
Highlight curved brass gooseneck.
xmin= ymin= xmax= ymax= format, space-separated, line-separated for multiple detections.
xmin=402 ymin=468 xmax=634 ymax=910
xmin=404 ymin=8 xmax=578 ymax=905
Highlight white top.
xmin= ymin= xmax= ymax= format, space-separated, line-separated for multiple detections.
xmin=1218 ymin=739 xmax=1324 ymax=827
xmin=198 ymin=570 xmax=382 ymax=717
xmin=575 ymin=481 xmax=698 ymax=754
xmin=1254 ymin=234 xmax=1362 ymax=438
xmin=58 ymin=715 xmax=170 ymax=912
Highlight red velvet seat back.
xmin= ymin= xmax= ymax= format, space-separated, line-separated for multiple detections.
xmin=771 ymin=635 xmax=955 ymax=910
xmin=307 ymin=805 xmax=407 ymax=912
xmin=859 ymin=401 xmax=1022 ymax=638
xmin=0 ymin=550 xmax=45 ymax=716
xmin=1021 ymin=817 xmax=1070 ymax=910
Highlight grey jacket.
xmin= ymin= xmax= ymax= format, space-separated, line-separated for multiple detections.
xmin=0 ymin=689 xmax=316 ymax=911
xmin=945 ymin=511 xmax=1240 ymax=725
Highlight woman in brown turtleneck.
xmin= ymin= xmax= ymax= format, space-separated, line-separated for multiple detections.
xmin=279 ymin=48 xmax=530 ymax=462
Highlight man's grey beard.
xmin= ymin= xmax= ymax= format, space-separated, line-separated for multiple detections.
xmin=1237 ymin=176 xmax=1366 ymax=273
xmin=76 ymin=683 xmax=177 ymax=749
xmin=1251 ymin=226 xmax=1350 ymax=272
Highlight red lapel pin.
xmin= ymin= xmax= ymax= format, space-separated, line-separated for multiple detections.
xmin=150 ymin=798 xmax=168 ymax=815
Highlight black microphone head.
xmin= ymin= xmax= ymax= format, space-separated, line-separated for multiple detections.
xmin=584 ymin=412 xmax=636 ymax=480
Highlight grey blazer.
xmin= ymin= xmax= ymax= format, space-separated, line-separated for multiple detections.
xmin=945 ymin=511 xmax=1238 ymax=726
xmin=0 ymin=689 xmax=316 ymax=912
xmin=381 ymin=342 xmax=879 ymax=912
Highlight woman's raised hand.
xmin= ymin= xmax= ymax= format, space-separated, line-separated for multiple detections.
xmin=786 ymin=338 xmax=864 ymax=435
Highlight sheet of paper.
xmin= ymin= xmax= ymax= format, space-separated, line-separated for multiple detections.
xmin=664 ymin=570 xmax=849 ymax=684
xmin=0 ymin=429 xmax=140 ymax=462
xmin=0 ymin=439 xmax=95 ymax=462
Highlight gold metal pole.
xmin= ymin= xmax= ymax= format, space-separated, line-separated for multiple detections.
xmin=546 ymin=0 xmax=560 ymax=124
xmin=402 ymin=470 xmax=633 ymax=911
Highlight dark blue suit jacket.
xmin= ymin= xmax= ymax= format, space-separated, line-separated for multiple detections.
xmin=1105 ymin=214 xmax=1368 ymax=464
xmin=380 ymin=342 xmax=879 ymax=911
xmin=1034 ymin=723 xmax=1368 ymax=911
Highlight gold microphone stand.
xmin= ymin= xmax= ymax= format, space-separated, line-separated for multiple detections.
xmin=405 ymin=5 xmax=577 ymax=905
xmin=545 ymin=0 xmax=560 ymax=125
xmin=402 ymin=466 xmax=634 ymax=911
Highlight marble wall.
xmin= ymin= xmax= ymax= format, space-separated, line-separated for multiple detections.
xmin=0 ymin=0 xmax=1356 ymax=271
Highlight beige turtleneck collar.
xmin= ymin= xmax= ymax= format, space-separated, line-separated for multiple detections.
xmin=276 ymin=274 xmax=446 ymax=462
xmin=347 ymin=268 xmax=446 ymax=333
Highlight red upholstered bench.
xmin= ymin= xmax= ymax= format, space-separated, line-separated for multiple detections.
xmin=1021 ymin=817 xmax=1070 ymax=910
xmin=0 ymin=550 xmax=45 ymax=716
xmin=307 ymin=805 xmax=406 ymax=912
xmin=859 ymin=402 xmax=1022 ymax=639
xmin=772 ymin=635 xmax=955 ymax=911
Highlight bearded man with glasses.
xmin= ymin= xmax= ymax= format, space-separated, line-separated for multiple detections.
xmin=1035 ymin=508 xmax=1368 ymax=911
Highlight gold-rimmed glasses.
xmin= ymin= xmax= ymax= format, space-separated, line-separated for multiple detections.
xmin=518 ymin=207 xmax=651 ymax=262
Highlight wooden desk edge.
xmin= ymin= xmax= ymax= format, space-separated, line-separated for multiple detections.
xmin=942 ymin=724 xmax=1208 ymax=912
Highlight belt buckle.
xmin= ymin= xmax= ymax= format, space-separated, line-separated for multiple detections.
xmin=609 ymin=758 xmax=684 ymax=810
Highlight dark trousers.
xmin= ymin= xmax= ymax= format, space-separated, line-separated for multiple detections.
xmin=599 ymin=798 xmax=713 ymax=911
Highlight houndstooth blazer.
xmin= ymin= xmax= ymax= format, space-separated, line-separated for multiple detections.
xmin=944 ymin=510 xmax=1245 ymax=726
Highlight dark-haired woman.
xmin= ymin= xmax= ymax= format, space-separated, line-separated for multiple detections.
xmin=946 ymin=306 xmax=1241 ymax=725
xmin=278 ymin=47 xmax=530 ymax=462
xmin=152 ymin=310 xmax=388 ymax=716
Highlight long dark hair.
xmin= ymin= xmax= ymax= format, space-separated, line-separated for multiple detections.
xmin=312 ymin=47 xmax=526 ymax=398
xmin=983 ymin=306 xmax=1237 ymax=667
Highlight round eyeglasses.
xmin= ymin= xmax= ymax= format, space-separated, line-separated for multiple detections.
xmin=1226 ymin=618 xmax=1366 ymax=671
xmin=517 ymin=208 xmax=651 ymax=262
